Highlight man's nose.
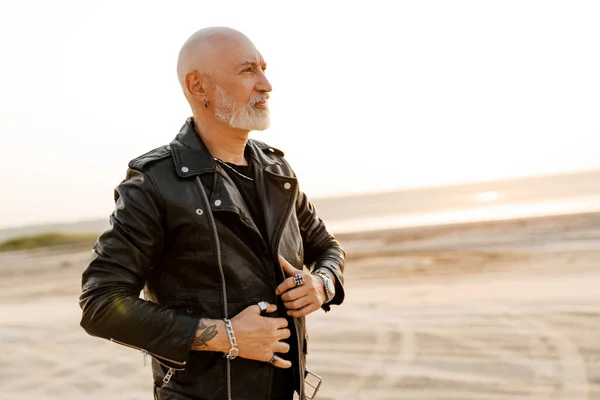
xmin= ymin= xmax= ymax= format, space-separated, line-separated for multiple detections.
xmin=256 ymin=71 xmax=272 ymax=93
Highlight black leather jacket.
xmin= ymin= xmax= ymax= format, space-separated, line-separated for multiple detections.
xmin=79 ymin=118 xmax=345 ymax=400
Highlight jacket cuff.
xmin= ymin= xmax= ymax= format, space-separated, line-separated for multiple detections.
xmin=147 ymin=313 xmax=200 ymax=367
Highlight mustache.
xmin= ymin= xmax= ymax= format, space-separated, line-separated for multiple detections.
xmin=250 ymin=93 xmax=270 ymax=106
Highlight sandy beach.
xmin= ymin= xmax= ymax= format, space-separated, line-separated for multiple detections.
xmin=1 ymin=212 xmax=600 ymax=399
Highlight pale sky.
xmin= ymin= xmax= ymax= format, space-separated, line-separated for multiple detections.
xmin=1 ymin=0 xmax=599 ymax=229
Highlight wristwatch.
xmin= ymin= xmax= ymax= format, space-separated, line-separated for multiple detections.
xmin=313 ymin=269 xmax=335 ymax=303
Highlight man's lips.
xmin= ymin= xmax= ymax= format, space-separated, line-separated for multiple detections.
xmin=254 ymin=100 xmax=268 ymax=109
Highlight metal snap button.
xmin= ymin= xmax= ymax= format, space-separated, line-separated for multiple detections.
xmin=196 ymin=209 xmax=203 ymax=216
xmin=181 ymin=166 xmax=189 ymax=173
xmin=284 ymin=182 xmax=291 ymax=190
xmin=166 ymin=145 xmax=171 ymax=151
xmin=268 ymin=148 xmax=275 ymax=152
xmin=214 ymin=199 xmax=222 ymax=206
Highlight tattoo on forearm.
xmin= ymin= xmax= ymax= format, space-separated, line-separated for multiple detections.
xmin=192 ymin=319 xmax=218 ymax=349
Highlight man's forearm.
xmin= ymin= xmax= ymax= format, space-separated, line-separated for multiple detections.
xmin=190 ymin=318 xmax=230 ymax=352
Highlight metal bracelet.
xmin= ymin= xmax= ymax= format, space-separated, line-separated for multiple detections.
xmin=224 ymin=318 xmax=238 ymax=359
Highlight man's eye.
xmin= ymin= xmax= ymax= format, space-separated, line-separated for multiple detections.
xmin=244 ymin=67 xmax=253 ymax=73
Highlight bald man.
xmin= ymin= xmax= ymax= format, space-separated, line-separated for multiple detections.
xmin=79 ymin=27 xmax=345 ymax=400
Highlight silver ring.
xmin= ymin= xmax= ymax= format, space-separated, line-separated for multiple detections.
xmin=293 ymin=273 xmax=304 ymax=286
xmin=269 ymin=354 xmax=279 ymax=365
xmin=257 ymin=301 xmax=268 ymax=316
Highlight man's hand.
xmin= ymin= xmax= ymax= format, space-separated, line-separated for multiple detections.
xmin=231 ymin=303 xmax=292 ymax=369
xmin=275 ymin=255 xmax=326 ymax=318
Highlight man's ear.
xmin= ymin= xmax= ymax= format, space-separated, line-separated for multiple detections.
xmin=185 ymin=71 xmax=206 ymax=98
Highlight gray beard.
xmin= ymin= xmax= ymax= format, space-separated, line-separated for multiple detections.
xmin=214 ymin=86 xmax=270 ymax=131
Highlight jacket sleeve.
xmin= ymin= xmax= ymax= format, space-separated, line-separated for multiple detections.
xmin=296 ymin=189 xmax=346 ymax=311
xmin=79 ymin=168 xmax=199 ymax=366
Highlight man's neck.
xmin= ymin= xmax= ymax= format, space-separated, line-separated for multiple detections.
xmin=192 ymin=114 xmax=250 ymax=166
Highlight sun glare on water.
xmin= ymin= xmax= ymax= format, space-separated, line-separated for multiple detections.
xmin=475 ymin=191 xmax=501 ymax=202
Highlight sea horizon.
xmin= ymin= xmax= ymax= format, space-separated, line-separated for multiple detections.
xmin=1 ymin=168 xmax=599 ymax=241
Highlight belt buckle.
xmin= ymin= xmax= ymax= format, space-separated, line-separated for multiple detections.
xmin=304 ymin=369 xmax=323 ymax=399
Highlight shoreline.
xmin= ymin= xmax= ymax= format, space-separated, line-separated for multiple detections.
xmin=1 ymin=211 xmax=599 ymax=399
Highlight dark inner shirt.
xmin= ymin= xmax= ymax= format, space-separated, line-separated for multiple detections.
xmin=222 ymin=160 xmax=297 ymax=400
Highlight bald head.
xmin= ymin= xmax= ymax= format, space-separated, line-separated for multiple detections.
xmin=176 ymin=27 xmax=257 ymax=88
xmin=176 ymin=27 xmax=272 ymax=132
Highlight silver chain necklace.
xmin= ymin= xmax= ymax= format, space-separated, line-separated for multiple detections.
xmin=214 ymin=157 xmax=255 ymax=181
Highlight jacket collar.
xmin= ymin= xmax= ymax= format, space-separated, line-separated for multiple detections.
xmin=170 ymin=117 xmax=279 ymax=178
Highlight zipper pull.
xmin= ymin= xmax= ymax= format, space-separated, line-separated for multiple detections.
xmin=142 ymin=349 xmax=148 ymax=367
xmin=163 ymin=368 xmax=175 ymax=384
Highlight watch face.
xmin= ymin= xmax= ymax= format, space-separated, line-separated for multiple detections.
xmin=314 ymin=270 xmax=334 ymax=301
xmin=323 ymin=277 xmax=334 ymax=299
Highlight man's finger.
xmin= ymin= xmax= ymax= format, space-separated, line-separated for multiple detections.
xmin=277 ymin=328 xmax=291 ymax=340
xmin=274 ymin=342 xmax=291 ymax=354
xmin=284 ymin=296 xmax=311 ymax=311
xmin=278 ymin=255 xmax=301 ymax=277
xmin=279 ymin=285 xmax=306 ymax=301
xmin=252 ymin=302 xmax=277 ymax=314
xmin=275 ymin=318 xmax=288 ymax=329
xmin=272 ymin=355 xmax=292 ymax=369
xmin=287 ymin=303 xmax=319 ymax=318
xmin=275 ymin=277 xmax=297 ymax=296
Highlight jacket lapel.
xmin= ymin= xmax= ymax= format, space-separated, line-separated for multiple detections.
xmin=209 ymin=166 xmax=263 ymax=240
xmin=169 ymin=118 xmax=298 ymax=255
xmin=253 ymin=162 xmax=298 ymax=260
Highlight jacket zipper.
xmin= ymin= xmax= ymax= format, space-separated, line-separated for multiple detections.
xmin=195 ymin=174 xmax=300 ymax=399
xmin=270 ymin=185 xmax=304 ymax=399
xmin=109 ymin=338 xmax=186 ymax=383
xmin=195 ymin=176 xmax=233 ymax=400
